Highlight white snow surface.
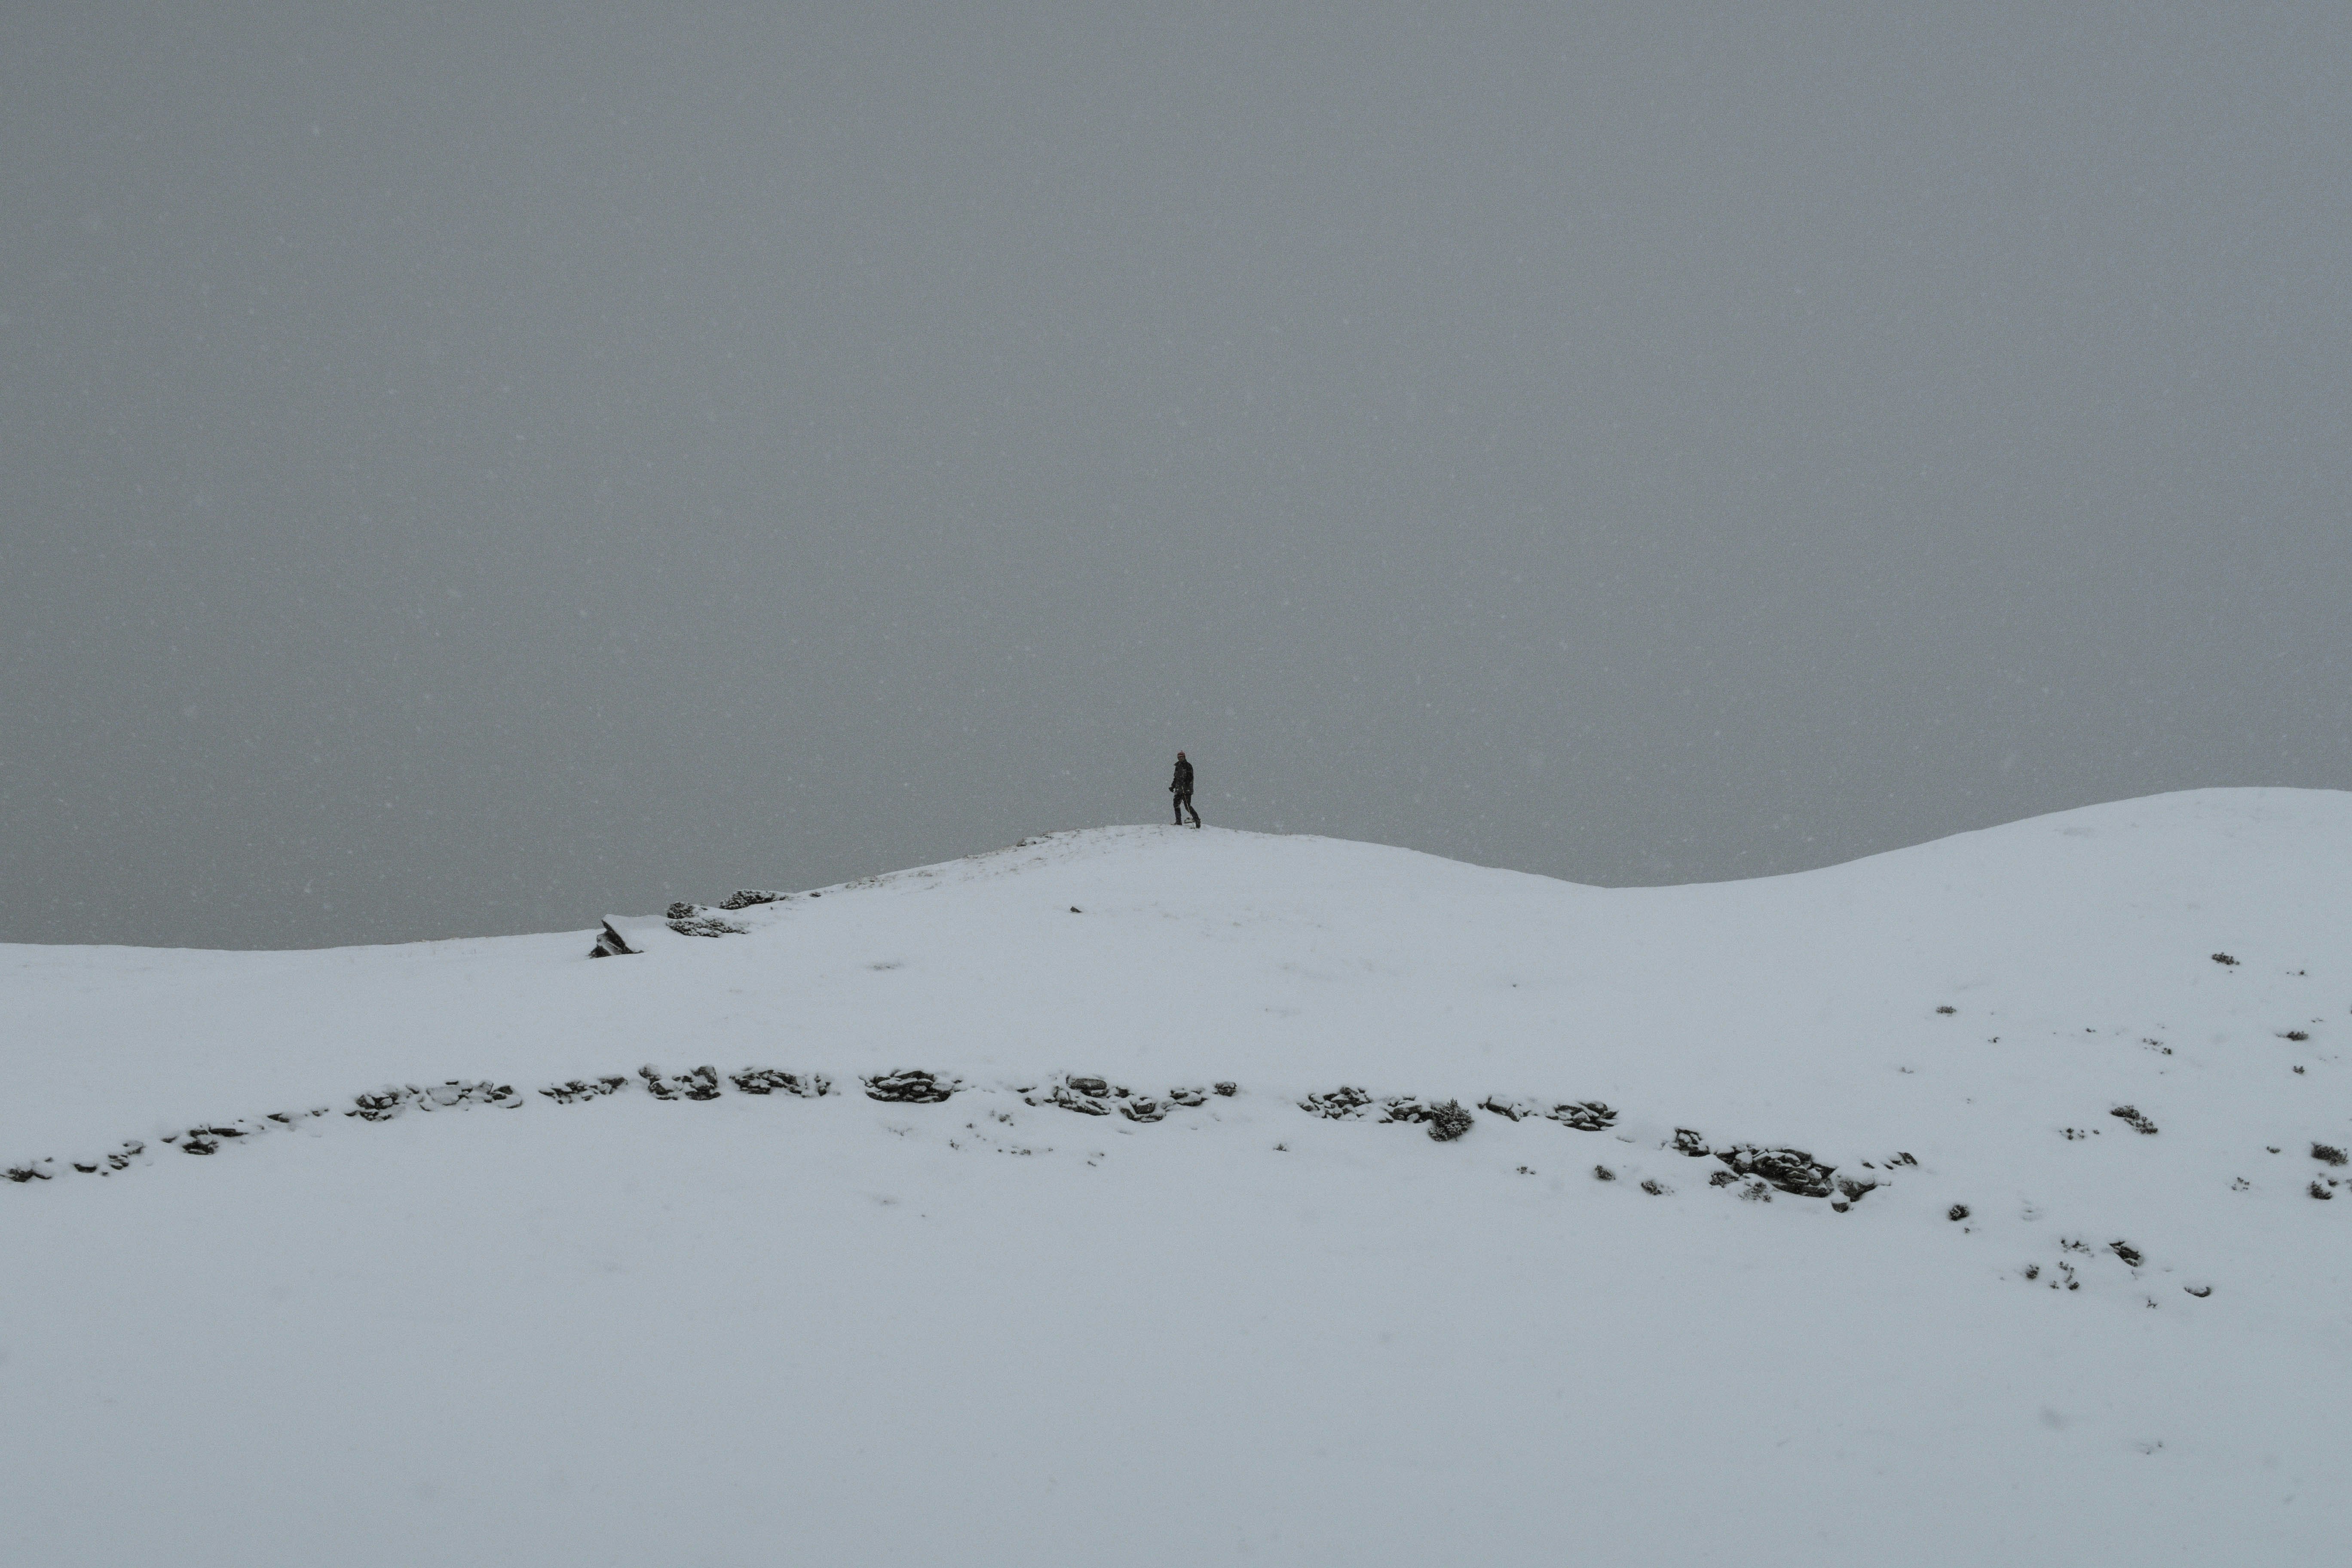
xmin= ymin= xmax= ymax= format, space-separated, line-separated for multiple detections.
xmin=5 ymin=788 xmax=2349 ymax=1566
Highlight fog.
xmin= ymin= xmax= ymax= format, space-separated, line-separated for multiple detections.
xmin=5 ymin=5 xmax=2348 ymax=948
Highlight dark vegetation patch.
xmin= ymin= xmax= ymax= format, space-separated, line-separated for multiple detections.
xmin=2110 ymin=1240 xmax=2144 ymax=1268
xmin=2110 ymin=1106 xmax=2159 ymax=1135
xmin=1671 ymin=1128 xmax=1710 ymax=1157
xmin=1948 ymin=1204 xmax=1971 ymax=1222
xmin=2212 ymin=952 xmax=2239 ymax=966
xmin=718 ymin=890 xmax=786 ymax=910
xmin=2314 ymin=1143 xmax=2348 ymax=1167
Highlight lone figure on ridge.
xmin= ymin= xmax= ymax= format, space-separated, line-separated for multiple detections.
xmin=1169 ymin=751 xmax=1201 ymax=829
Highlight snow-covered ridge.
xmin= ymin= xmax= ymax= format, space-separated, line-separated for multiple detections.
xmin=6 ymin=789 xmax=2349 ymax=1565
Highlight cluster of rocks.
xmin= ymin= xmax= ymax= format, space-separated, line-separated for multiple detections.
xmin=663 ymin=904 xmax=750 ymax=939
xmin=730 ymin=1069 xmax=830 ymax=1097
xmin=717 ymin=890 xmax=788 ymax=911
xmin=541 ymin=1076 xmax=631 ymax=1104
xmin=350 ymin=1081 xmax=521 ymax=1122
xmin=1028 ymin=1075 xmax=1228 ymax=1122
xmin=1383 ymin=1097 xmax=1476 ymax=1142
xmin=1476 ymin=1095 xmax=1618 ymax=1131
xmin=863 ymin=1069 xmax=959 ymax=1103
xmin=15 ymin=1063 xmax=1909 ymax=1219
xmin=640 ymin=1064 xmax=723 ymax=1101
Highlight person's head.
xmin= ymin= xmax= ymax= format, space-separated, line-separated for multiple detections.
xmin=1177 ymin=750 xmax=1186 ymax=759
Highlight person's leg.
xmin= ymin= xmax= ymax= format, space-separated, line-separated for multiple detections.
xmin=1173 ymin=793 xmax=1184 ymax=825
xmin=1185 ymin=793 xmax=1201 ymax=827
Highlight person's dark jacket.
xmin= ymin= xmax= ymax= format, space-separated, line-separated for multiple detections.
xmin=1170 ymin=758 xmax=1194 ymax=795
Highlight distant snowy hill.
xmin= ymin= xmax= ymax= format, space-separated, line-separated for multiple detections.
xmin=6 ymin=790 xmax=2348 ymax=1566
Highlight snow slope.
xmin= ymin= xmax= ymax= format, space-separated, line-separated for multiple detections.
xmin=4 ymin=789 xmax=2348 ymax=1566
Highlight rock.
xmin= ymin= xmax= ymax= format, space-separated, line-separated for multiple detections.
xmin=542 ymin=1076 xmax=630 ymax=1104
xmin=588 ymin=919 xmax=640 ymax=958
xmin=1479 ymin=1095 xmax=1537 ymax=1121
xmin=730 ymin=1069 xmax=830 ymax=1097
xmin=1834 ymin=1175 xmax=1878 ymax=1204
xmin=639 ymin=1065 xmax=722 ymax=1100
xmin=1592 ymin=1165 xmax=1617 ymax=1181
xmin=1547 ymin=1101 xmax=1617 ymax=1132
xmin=1166 ymin=1087 xmax=1209 ymax=1108
xmin=1641 ymin=1179 xmax=1670 ymax=1196
xmin=718 ymin=890 xmax=786 ymax=910
xmin=1213 ymin=1082 xmax=1237 ymax=1097
xmin=1715 ymin=1145 xmax=1838 ymax=1199
xmin=1300 ymin=1087 xmax=1375 ymax=1120
xmin=864 ymin=1069 xmax=958 ymax=1104
xmin=1948 ymin=1204 xmax=1971 ymax=1221
xmin=1670 ymin=1128 xmax=1710 ymax=1157
xmin=668 ymin=915 xmax=748 ymax=939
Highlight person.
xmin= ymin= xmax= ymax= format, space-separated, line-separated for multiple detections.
xmin=1169 ymin=750 xmax=1200 ymax=828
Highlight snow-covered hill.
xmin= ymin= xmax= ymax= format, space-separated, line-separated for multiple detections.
xmin=5 ymin=790 xmax=2348 ymax=1566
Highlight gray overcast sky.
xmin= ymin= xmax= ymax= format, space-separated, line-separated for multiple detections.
xmin=5 ymin=4 xmax=2349 ymax=949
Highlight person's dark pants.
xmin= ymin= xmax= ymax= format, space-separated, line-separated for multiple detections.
xmin=1173 ymin=791 xmax=1200 ymax=827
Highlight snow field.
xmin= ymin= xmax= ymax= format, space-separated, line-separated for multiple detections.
xmin=4 ymin=790 xmax=2349 ymax=1565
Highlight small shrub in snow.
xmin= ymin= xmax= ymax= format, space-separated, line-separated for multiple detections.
xmin=1213 ymin=1082 xmax=1237 ymax=1097
xmin=1640 ymin=1178 xmax=1669 ymax=1196
xmin=2110 ymin=1105 xmax=2159 ymax=1135
xmin=1670 ymin=1128 xmax=1710 ymax=1157
xmin=2211 ymin=952 xmax=2239 ymax=965
xmin=717 ymin=890 xmax=786 ymax=910
xmin=1592 ymin=1164 xmax=1617 ymax=1182
xmin=1424 ymin=1100 xmax=1475 ymax=1142
xmin=1948 ymin=1204 xmax=1970 ymax=1222
xmin=2312 ymin=1180 xmax=2335 ymax=1200
xmin=1707 ymin=1169 xmax=1737 ymax=1187
xmin=2110 ymin=1240 xmax=2144 ymax=1268
xmin=1936 ymin=1005 xmax=1957 ymax=1015
xmin=1479 ymin=1094 xmax=1536 ymax=1121
xmin=2312 ymin=1143 xmax=2347 ymax=1167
